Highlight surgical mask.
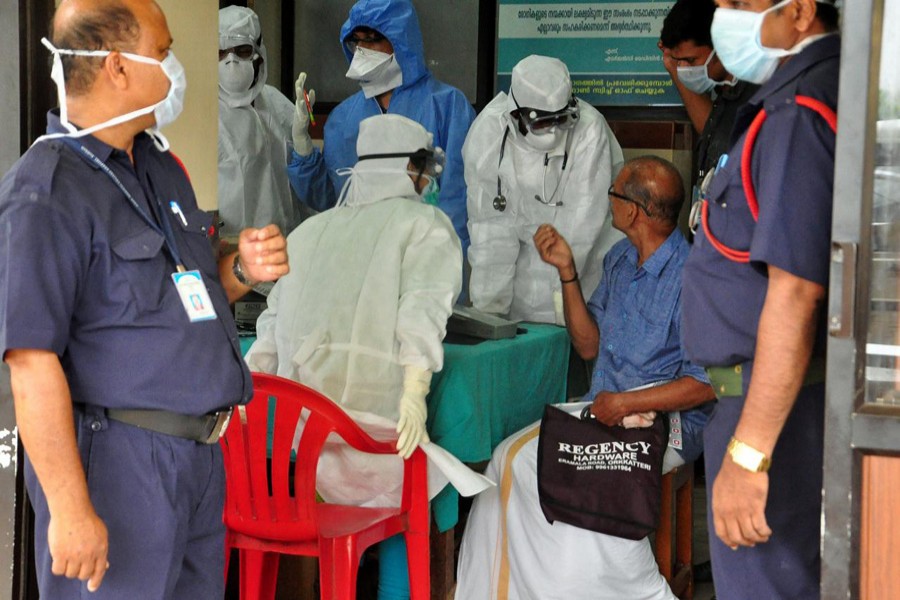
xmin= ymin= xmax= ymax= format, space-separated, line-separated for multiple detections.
xmin=677 ymin=50 xmax=733 ymax=94
xmin=711 ymin=0 xmax=824 ymax=85
xmin=345 ymin=47 xmax=403 ymax=98
xmin=420 ymin=175 xmax=440 ymax=206
xmin=38 ymin=38 xmax=186 ymax=151
xmin=522 ymin=127 xmax=565 ymax=152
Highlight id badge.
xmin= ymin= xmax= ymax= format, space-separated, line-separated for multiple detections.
xmin=172 ymin=270 xmax=218 ymax=322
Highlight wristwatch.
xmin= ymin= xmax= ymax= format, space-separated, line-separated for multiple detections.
xmin=231 ymin=254 xmax=255 ymax=287
xmin=727 ymin=437 xmax=771 ymax=473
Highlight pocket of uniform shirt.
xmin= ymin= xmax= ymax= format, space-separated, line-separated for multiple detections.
xmin=111 ymin=228 xmax=168 ymax=313
xmin=175 ymin=206 xmax=213 ymax=237
xmin=174 ymin=207 xmax=219 ymax=278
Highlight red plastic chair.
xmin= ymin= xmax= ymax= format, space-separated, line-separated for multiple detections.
xmin=220 ymin=373 xmax=430 ymax=599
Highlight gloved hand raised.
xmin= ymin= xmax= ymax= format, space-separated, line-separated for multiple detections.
xmin=292 ymin=72 xmax=315 ymax=157
xmin=396 ymin=365 xmax=432 ymax=459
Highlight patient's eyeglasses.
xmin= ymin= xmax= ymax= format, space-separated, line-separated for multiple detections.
xmin=608 ymin=185 xmax=652 ymax=216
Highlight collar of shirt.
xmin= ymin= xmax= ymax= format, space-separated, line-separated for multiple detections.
xmin=624 ymin=228 xmax=685 ymax=279
xmin=745 ymin=34 xmax=841 ymax=110
xmin=46 ymin=110 xmax=156 ymax=167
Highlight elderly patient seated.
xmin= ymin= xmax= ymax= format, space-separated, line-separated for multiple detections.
xmin=455 ymin=156 xmax=716 ymax=600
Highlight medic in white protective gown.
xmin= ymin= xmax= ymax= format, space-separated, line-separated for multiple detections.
xmin=245 ymin=114 xmax=490 ymax=508
xmin=464 ymin=55 xmax=624 ymax=324
xmin=218 ymin=6 xmax=303 ymax=237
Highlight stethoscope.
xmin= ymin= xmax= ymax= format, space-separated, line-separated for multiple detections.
xmin=492 ymin=125 xmax=573 ymax=212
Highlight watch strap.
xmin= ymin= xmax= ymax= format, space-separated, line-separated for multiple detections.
xmin=727 ymin=437 xmax=771 ymax=473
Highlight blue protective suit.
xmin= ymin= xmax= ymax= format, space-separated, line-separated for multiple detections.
xmin=286 ymin=0 xmax=475 ymax=253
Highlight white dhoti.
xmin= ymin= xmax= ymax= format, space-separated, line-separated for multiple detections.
xmin=455 ymin=402 xmax=676 ymax=600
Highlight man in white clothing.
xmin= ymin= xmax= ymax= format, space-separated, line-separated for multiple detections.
xmin=245 ymin=112 xmax=461 ymax=478
xmin=464 ymin=54 xmax=624 ymax=324
xmin=218 ymin=6 xmax=303 ymax=237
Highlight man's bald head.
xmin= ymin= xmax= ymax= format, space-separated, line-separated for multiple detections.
xmin=51 ymin=0 xmax=144 ymax=96
xmin=619 ymin=156 xmax=685 ymax=228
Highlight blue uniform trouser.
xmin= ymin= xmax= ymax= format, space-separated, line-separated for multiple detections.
xmin=25 ymin=405 xmax=226 ymax=598
xmin=704 ymin=364 xmax=823 ymax=600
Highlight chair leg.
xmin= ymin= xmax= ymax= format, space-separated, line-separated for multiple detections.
xmin=239 ymin=548 xmax=280 ymax=600
xmin=405 ymin=530 xmax=431 ymax=600
xmin=319 ymin=536 xmax=361 ymax=600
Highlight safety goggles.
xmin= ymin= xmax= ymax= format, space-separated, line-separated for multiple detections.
xmin=511 ymin=92 xmax=580 ymax=134
xmin=608 ymin=185 xmax=652 ymax=216
xmin=357 ymin=147 xmax=446 ymax=177
xmin=344 ymin=31 xmax=388 ymax=53
xmin=218 ymin=44 xmax=257 ymax=61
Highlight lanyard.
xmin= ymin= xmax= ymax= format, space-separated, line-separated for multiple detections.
xmin=61 ymin=138 xmax=187 ymax=271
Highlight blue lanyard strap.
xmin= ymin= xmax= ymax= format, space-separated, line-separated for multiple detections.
xmin=60 ymin=138 xmax=187 ymax=271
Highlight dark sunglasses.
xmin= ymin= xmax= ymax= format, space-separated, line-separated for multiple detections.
xmin=608 ymin=185 xmax=652 ymax=216
xmin=218 ymin=44 xmax=255 ymax=61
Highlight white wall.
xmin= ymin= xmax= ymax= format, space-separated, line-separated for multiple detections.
xmin=157 ymin=0 xmax=218 ymax=210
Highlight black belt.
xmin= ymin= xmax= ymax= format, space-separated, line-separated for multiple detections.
xmin=106 ymin=407 xmax=233 ymax=445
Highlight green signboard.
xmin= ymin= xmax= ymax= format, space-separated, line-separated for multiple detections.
xmin=497 ymin=1 xmax=680 ymax=106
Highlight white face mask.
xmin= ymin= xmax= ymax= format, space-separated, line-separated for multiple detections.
xmin=676 ymin=50 xmax=734 ymax=95
xmin=38 ymin=37 xmax=187 ymax=151
xmin=345 ymin=47 xmax=403 ymax=99
xmin=711 ymin=0 xmax=828 ymax=85
xmin=219 ymin=58 xmax=255 ymax=98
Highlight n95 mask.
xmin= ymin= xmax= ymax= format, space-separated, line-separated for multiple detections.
xmin=345 ymin=47 xmax=403 ymax=99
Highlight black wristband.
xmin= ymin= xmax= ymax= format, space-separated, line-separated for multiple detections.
xmin=560 ymin=271 xmax=579 ymax=284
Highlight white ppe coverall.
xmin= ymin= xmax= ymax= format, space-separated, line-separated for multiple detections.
xmin=246 ymin=115 xmax=489 ymax=507
xmin=218 ymin=6 xmax=303 ymax=237
xmin=464 ymin=55 xmax=624 ymax=324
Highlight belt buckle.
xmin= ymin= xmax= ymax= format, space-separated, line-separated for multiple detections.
xmin=204 ymin=408 xmax=233 ymax=444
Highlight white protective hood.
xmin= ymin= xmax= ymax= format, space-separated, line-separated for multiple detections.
xmin=506 ymin=54 xmax=573 ymax=116
xmin=338 ymin=114 xmax=431 ymax=208
xmin=218 ymin=6 xmax=267 ymax=108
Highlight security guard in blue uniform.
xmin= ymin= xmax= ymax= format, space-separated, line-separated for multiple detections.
xmin=680 ymin=0 xmax=840 ymax=597
xmin=0 ymin=0 xmax=288 ymax=596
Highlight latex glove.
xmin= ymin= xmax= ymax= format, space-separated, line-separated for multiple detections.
xmin=396 ymin=366 xmax=432 ymax=459
xmin=292 ymin=72 xmax=315 ymax=157
xmin=621 ymin=411 xmax=657 ymax=429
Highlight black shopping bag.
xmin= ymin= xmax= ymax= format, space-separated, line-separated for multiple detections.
xmin=536 ymin=404 xmax=666 ymax=540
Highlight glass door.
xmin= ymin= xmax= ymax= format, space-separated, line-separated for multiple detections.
xmin=823 ymin=0 xmax=900 ymax=597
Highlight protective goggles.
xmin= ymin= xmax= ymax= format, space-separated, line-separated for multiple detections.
xmin=511 ymin=91 xmax=580 ymax=134
xmin=344 ymin=31 xmax=388 ymax=53
xmin=218 ymin=44 xmax=257 ymax=61
xmin=357 ymin=147 xmax=446 ymax=177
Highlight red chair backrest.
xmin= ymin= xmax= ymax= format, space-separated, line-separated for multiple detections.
xmin=220 ymin=373 xmax=401 ymax=542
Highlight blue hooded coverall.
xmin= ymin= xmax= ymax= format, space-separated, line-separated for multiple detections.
xmin=286 ymin=0 xmax=475 ymax=256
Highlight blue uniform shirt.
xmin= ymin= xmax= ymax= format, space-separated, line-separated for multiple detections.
xmin=681 ymin=35 xmax=840 ymax=367
xmin=0 ymin=112 xmax=252 ymax=414
xmin=584 ymin=230 xmax=709 ymax=398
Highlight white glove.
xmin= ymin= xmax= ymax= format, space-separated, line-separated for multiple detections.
xmin=621 ymin=411 xmax=657 ymax=429
xmin=396 ymin=365 xmax=432 ymax=459
xmin=292 ymin=72 xmax=315 ymax=157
